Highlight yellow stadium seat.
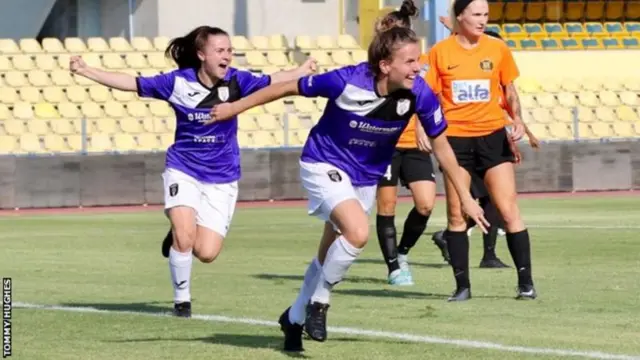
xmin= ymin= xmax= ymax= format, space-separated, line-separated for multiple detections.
xmin=565 ymin=23 xmax=588 ymax=38
xmin=566 ymin=1 xmax=585 ymax=22
xmin=0 ymin=87 xmax=18 ymax=104
xmin=88 ymin=133 xmax=112 ymax=152
xmin=331 ymin=50 xmax=353 ymax=65
xmin=598 ymin=90 xmax=620 ymax=106
xmin=556 ymin=92 xmax=577 ymax=107
xmin=0 ymin=39 xmax=20 ymax=54
xmin=238 ymin=114 xmax=258 ymax=131
xmin=66 ymin=86 xmax=88 ymax=103
xmin=87 ymin=37 xmax=110 ymax=52
xmin=0 ymin=135 xmax=17 ymax=153
xmin=285 ymin=113 xmax=303 ymax=130
xmin=64 ymin=38 xmax=86 ymax=52
xmin=535 ymin=93 xmax=556 ymax=108
xmin=147 ymin=52 xmax=171 ymax=69
xmin=519 ymin=94 xmax=537 ymax=109
xmin=50 ymin=70 xmax=73 ymax=86
xmin=595 ymin=106 xmax=616 ymax=122
xmin=548 ymin=122 xmax=573 ymax=139
xmin=102 ymin=53 xmax=125 ymax=69
xmin=27 ymin=119 xmax=50 ymax=135
xmin=245 ymin=105 xmax=264 ymax=115
xmin=119 ymin=117 xmax=143 ymax=134
xmin=27 ymin=70 xmax=50 ymax=87
xmin=150 ymin=118 xmax=168 ymax=133
xmin=576 ymin=106 xmax=596 ymax=123
xmin=112 ymin=89 xmax=135 ymax=102
xmin=526 ymin=123 xmax=548 ymax=139
xmin=578 ymin=91 xmax=599 ymax=106
xmin=316 ymin=36 xmax=336 ymax=49
xmin=124 ymin=53 xmax=148 ymax=69
xmin=34 ymin=102 xmax=59 ymax=119
xmin=294 ymin=35 xmax=315 ymax=50
xmin=113 ymin=133 xmax=137 ymax=151
xmin=255 ymin=114 xmax=280 ymax=131
xmin=153 ymin=37 xmax=170 ymax=51
xmin=88 ymin=85 xmax=111 ymax=103
xmin=309 ymin=50 xmax=333 ymax=66
xmin=266 ymin=51 xmax=289 ymax=66
xmin=41 ymin=38 xmax=66 ymax=53
xmin=264 ymin=100 xmax=286 ymax=115
xmin=503 ymin=23 xmax=526 ymax=38
xmin=58 ymin=102 xmax=81 ymax=118
xmin=552 ymin=106 xmax=574 ymax=123
xmin=0 ymin=55 xmax=11 ymax=71
xmin=590 ymin=122 xmax=613 ymax=137
xmin=13 ymin=102 xmax=33 ymax=119
xmin=337 ymin=35 xmax=359 ymax=49
xmin=245 ymin=51 xmax=268 ymax=67
xmin=19 ymin=133 xmax=42 ymax=153
xmin=296 ymin=129 xmax=311 ymax=144
xmin=0 ymin=104 xmax=8 ymax=120
xmin=577 ymin=122 xmax=593 ymax=138
xmin=619 ymin=91 xmax=638 ymax=106
xmin=81 ymin=102 xmax=103 ymax=118
xmin=269 ymin=35 xmax=288 ymax=50
xmin=237 ymin=131 xmax=251 ymax=148
xmin=231 ymin=36 xmax=253 ymax=52
xmin=611 ymin=121 xmax=635 ymax=137
xmin=50 ymin=119 xmax=74 ymax=135
xmin=623 ymin=78 xmax=640 ymax=91
xmin=160 ymin=133 xmax=174 ymax=148
xmin=504 ymin=2 xmax=524 ymax=22
xmin=352 ymin=49 xmax=367 ymax=63
xmin=131 ymin=37 xmax=153 ymax=51
xmin=149 ymin=101 xmax=172 ymax=117
xmin=531 ymin=108 xmax=552 ymax=123
xmin=19 ymin=87 xmax=41 ymax=103
xmin=602 ymin=37 xmax=624 ymax=49
xmin=43 ymin=134 xmax=66 ymax=152
xmin=34 ymin=54 xmax=57 ymax=71
xmin=19 ymin=38 xmax=42 ymax=53
xmin=616 ymin=106 xmax=639 ymax=122
xmin=605 ymin=1 xmax=625 ymax=21
xmin=165 ymin=118 xmax=176 ymax=132
xmin=126 ymin=101 xmax=149 ymax=117
xmin=251 ymin=131 xmax=275 ymax=147
xmin=104 ymin=100 xmax=126 ymax=118
xmin=250 ymin=36 xmax=271 ymax=50
xmin=581 ymin=37 xmax=604 ymax=49
xmin=137 ymin=133 xmax=160 ymax=151
xmin=293 ymin=97 xmax=316 ymax=113
xmin=109 ymin=37 xmax=132 ymax=52
xmin=65 ymin=135 xmax=82 ymax=152
xmin=142 ymin=118 xmax=155 ymax=133
xmin=12 ymin=55 xmax=35 ymax=71
xmin=4 ymin=119 xmax=25 ymax=135
xmin=315 ymin=98 xmax=328 ymax=111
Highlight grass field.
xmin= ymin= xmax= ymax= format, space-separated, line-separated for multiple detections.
xmin=2 ymin=194 xmax=640 ymax=360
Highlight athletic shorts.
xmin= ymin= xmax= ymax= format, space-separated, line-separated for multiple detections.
xmin=469 ymin=171 xmax=489 ymax=199
xmin=447 ymin=128 xmax=515 ymax=178
xmin=299 ymin=161 xmax=376 ymax=229
xmin=378 ymin=148 xmax=436 ymax=188
xmin=162 ymin=168 xmax=238 ymax=238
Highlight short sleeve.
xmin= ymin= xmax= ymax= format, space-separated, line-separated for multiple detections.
xmin=297 ymin=66 xmax=352 ymax=99
xmin=499 ymin=44 xmax=519 ymax=86
xmin=234 ymin=69 xmax=272 ymax=97
xmin=413 ymin=77 xmax=447 ymax=138
xmin=425 ymin=48 xmax=442 ymax=94
xmin=136 ymin=71 xmax=176 ymax=101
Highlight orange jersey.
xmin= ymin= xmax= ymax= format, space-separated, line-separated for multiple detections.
xmin=425 ymin=34 xmax=519 ymax=137
xmin=396 ymin=55 xmax=431 ymax=149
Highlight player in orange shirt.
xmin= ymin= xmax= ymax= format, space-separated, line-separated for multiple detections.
xmin=426 ymin=0 xmax=536 ymax=301
xmin=373 ymin=0 xmax=445 ymax=286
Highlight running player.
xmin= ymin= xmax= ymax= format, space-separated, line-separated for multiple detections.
xmin=70 ymin=26 xmax=317 ymax=317
xmin=425 ymin=0 xmax=537 ymax=301
xmin=373 ymin=0 xmax=439 ymax=286
xmin=206 ymin=25 xmax=488 ymax=351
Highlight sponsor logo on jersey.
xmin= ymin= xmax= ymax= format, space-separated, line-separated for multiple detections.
xmin=451 ymin=80 xmax=490 ymax=104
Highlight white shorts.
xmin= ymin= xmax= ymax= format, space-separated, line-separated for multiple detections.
xmin=299 ymin=161 xmax=376 ymax=227
xmin=162 ymin=168 xmax=238 ymax=238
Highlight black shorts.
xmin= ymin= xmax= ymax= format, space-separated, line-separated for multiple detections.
xmin=469 ymin=171 xmax=488 ymax=199
xmin=378 ymin=148 xmax=435 ymax=188
xmin=447 ymin=128 xmax=515 ymax=179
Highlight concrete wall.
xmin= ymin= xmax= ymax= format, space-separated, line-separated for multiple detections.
xmin=1 ymin=140 xmax=639 ymax=209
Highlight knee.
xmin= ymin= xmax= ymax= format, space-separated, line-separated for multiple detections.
xmin=414 ymin=201 xmax=434 ymax=217
xmin=377 ymin=198 xmax=397 ymax=216
xmin=344 ymin=224 xmax=369 ymax=249
xmin=173 ymin=227 xmax=196 ymax=253
xmin=195 ymin=250 xmax=219 ymax=264
xmin=499 ymin=203 xmax=522 ymax=229
xmin=447 ymin=207 xmax=467 ymax=230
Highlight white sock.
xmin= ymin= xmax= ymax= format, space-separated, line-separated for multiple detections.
xmin=289 ymin=257 xmax=321 ymax=325
xmin=311 ymin=236 xmax=363 ymax=304
xmin=169 ymin=247 xmax=192 ymax=303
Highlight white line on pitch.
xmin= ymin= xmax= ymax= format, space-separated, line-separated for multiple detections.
xmin=13 ymin=302 xmax=640 ymax=360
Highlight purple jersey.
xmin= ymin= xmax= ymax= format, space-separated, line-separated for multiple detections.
xmin=136 ymin=67 xmax=271 ymax=183
xmin=297 ymin=62 xmax=447 ymax=186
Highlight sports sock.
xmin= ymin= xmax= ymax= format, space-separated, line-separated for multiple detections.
xmin=289 ymin=257 xmax=321 ymax=325
xmin=397 ymin=207 xmax=429 ymax=255
xmin=445 ymin=230 xmax=470 ymax=289
xmin=376 ymin=215 xmax=400 ymax=274
xmin=311 ymin=236 xmax=363 ymax=304
xmin=506 ymin=230 xmax=533 ymax=286
xmin=480 ymin=198 xmax=500 ymax=259
xmin=169 ymin=247 xmax=192 ymax=303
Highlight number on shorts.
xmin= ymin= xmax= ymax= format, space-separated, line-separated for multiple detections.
xmin=383 ymin=165 xmax=392 ymax=180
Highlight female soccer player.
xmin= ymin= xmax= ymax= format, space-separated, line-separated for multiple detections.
xmin=70 ymin=26 xmax=316 ymax=317
xmin=373 ymin=0 xmax=439 ymax=286
xmin=206 ymin=25 xmax=488 ymax=352
xmin=426 ymin=0 xmax=537 ymax=301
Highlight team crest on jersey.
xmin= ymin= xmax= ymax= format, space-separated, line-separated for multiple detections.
xmin=218 ymin=86 xmax=229 ymax=102
xmin=479 ymin=59 xmax=493 ymax=72
xmin=396 ymin=99 xmax=410 ymax=116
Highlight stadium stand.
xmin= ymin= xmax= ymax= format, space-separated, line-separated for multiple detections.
xmin=0 ymin=14 xmax=639 ymax=154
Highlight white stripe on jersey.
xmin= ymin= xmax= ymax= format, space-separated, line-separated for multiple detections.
xmin=168 ymin=76 xmax=211 ymax=109
xmin=334 ymin=84 xmax=387 ymax=117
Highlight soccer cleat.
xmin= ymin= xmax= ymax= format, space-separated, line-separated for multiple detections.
xmin=162 ymin=229 xmax=173 ymax=258
xmin=497 ymin=228 xmax=506 ymax=236
xmin=173 ymin=301 xmax=191 ymax=317
xmin=388 ymin=269 xmax=413 ymax=286
xmin=479 ymin=257 xmax=510 ymax=269
xmin=278 ymin=307 xmax=304 ymax=352
xmin=447 ymin=287 xmax=471 ymax=302
xmin=431 ymin=230 xmax=450 ymax=264
xmin=516 ymin=284 xmax=537 ymax=300
xmin=304 ymin=302 xmax=330 ymax=342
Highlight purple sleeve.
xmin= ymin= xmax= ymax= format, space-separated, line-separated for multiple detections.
xmin=414 ymin=77 xmax=447 ymax=138
xmin=234 ymin=69 xmax=272 ymax=97
xmin=297 ymin=66 xmax=352 ymax=99
xmin=135 ymin=71 xmax=176 ymax=101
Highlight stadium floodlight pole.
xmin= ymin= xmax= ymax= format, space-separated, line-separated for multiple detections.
xmin=425 ymin=0 xmax=450 ymax=47
xmin=128 ymin=0 xmax=135 ymax=41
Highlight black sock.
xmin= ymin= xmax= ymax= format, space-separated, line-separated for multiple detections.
xmin=506 ymin=230 xmax=533 ymax=286
xmin=398 ymin=207 xmax=429 ymax=255
xmin=481 ymin=198 xmax=500 ymax=259
xmin=445 ymin=230 xmax=470 ymax=289
xmin=376 ymin=215 xmax=400 ymax=274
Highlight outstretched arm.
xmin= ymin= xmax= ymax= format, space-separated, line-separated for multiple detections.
xmin=70 ymin=56 xmax=137 ymax=91
xmin=271 ymin=58 xmax=317 ymax=84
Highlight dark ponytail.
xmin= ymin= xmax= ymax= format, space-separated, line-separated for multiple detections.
xmin=368 ymin=26 xmax=419 ymax=77
xmin=375 ymin=0 xmax=420 ymax=33
xmin=165 ymin=26 xmax=229 ymax=69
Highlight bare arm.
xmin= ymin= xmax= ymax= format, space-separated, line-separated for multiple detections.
xmin=504 ymin=83 xmax=523 ymax=122
xmin=70 ymin=56 xmax=137 ymax=91
xmin=270 ymin=58 xmax=317 ymax=84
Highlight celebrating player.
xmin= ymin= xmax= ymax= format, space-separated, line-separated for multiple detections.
xmin=70 ymin=25 xmax=316 ymax=317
